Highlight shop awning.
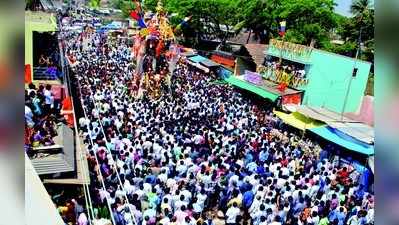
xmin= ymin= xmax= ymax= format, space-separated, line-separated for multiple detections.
xmin=274 ymin=111 xmax=325 ymax=130
xmin=327 ymin=122 xmax=374 ymax=144
xmin=188 ymin=55 xmax=208 ymax=63
xmin=225 ymin=76 xmax=279 ymax=101
xmin=309 ymin=126 xmax=374 ymax=156
xmin=296 ymin=106 xmax=374 ymax=144
xmin=297 ymin=105 xmax=356 ymax=123
xmin=187 ymin=55 xmax=220 ymax=72
xmin=200 ymin=60 xmax=219 ymax=68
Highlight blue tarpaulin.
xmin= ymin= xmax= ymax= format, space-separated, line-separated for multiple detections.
xmin=188 ymin=55 xmax=208 ymax=63
xmin=309 ymin=126 xmax=374 ymax=156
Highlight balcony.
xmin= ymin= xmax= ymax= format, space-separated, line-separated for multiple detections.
xmin=33 ymin=67 xmax=60 ymax=81
xmin=257 ymin=66 xmax=309 ymax=89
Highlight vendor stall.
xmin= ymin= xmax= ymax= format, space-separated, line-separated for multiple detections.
xmin=309 ymin=126 xmax=374 ymax=156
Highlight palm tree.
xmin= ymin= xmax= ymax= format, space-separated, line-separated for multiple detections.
xmin=349 ymin=0 xmax=374 ymax=56
xmin=350 ymin=0 xmax=373 ymax=19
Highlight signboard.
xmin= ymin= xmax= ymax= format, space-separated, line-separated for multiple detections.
xmin=244 ymin=70 xmax=262 ymax=85
xmin=211 ymin=55 xmax=235 ymax=68
xmin=282 ymin=93 xmax=302 ymax=105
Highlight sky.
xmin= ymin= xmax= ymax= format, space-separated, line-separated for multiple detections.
xmin=334 ymin=0 xmax=353 ymax=17
xmin=334 ymin=0 xmax=375 ymax=17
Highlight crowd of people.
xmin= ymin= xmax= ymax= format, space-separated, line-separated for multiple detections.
xmin=25 ymin=83 xmax=62 ymax=150
xmin=263 ymin=60 xmax=306 ymax=79
xmin=50 ymin=7 xmax=376 ymax=224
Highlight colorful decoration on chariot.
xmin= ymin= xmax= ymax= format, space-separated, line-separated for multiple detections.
xmin=130 ymin=10 xmax=147 ymax=28
xmin=269 ymin=39 xmax=313 ymax=60
xmin=156 ymin=40 xmax=165 ymax=58
xmin=129 ymin=0 xmax=147 ymax=28
xmin=159 ymin=17 xmax=175 ymax=40
xmin=139 ymin=28 xmax=149 ymax=37
xmin=257 ymin=65 xmax=309 ymax=88
xmin=279 ymin=21 xmax=286 ymax=37
xmin=156 ymin=0 xmax=165 ymax=14
xmin=154 ymin=1 xmax=175 ymax=40
xmin=132 ymin=34 xmax=143 ymax=58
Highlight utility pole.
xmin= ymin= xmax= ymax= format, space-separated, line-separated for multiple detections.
xmin=340 ymin=26 xmax=363 ymax=120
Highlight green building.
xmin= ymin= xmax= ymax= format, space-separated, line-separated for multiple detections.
xmin=263 ymin=39 xmax=372 ymax=113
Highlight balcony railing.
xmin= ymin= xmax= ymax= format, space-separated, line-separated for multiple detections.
xmin=257 ymin=65 xmax=309 ymax=89
xmin=33 ymin=67 xmax=59 ymax=80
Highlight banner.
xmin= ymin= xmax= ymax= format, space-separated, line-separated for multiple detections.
xmin=244 ymin=70 xmax=262 ymax=85
xmin=211 ymin=55 xmax=235 ymax=68
xmin=282 ymin=93 xmax=302 ymax=105
xmin=25 ymin=64 xmax=32 ymax=84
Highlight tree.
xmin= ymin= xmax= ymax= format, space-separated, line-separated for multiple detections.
xmin=89 ymin=0 xmax=101 ymax=9
xmin=142 ymin=0 xmax=240 ymax=46
xmin=109 ymin=0 xmax=123 ymax=9
xmin=143 ymin=0 xmax=159 ymax=12
xmin=120 ymin=0 xmax=137 ymax=18
xmin=351 ymin=0 xmax=372 ymax=17
xmin=335 ymin=0 xmax=374 ymax=62
xmin=275 ymin=0 xmax=337 ymax=48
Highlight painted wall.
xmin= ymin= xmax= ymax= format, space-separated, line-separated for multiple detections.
xmin=266 ymin=44 xmax=371 ymax=113
xmin=304 ymin=49 xmax=371 ymax=113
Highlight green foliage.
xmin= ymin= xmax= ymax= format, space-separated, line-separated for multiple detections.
xmin=335 ymin=0 xmax=374 ymax=62
xmin=120 ymin=1 xmax=137 ymax=18
xmin=110 ymin=0 xmax=124 ymax=9
xmin=323 ymin=40 xmax=357 ymax=57
xmin=109 ymin=0 xmax=374 ymax=62
xmin=143 ymin=0 xmax=159 ymax=12
xmin=89 ymin=0 xmax=101 ymax=9
xmin=275 ymin=0 xmax=337 ymax=47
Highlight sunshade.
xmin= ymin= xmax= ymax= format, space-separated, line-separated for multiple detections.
xmin=309 ymin=126 xmax=374 ymax=156
xmin=274 ymin=111 xmax=325 ymax=130
xmin=297 ymin=105 xmax=356 ymax=123
xmin=200 ymin=60 xmax=219 ymax=68
xmin=327 ymin=121 xmax=374 ymax=144
xmin=188 ymin=55 xmax=208 ymax=63
xmin=225 ymin=76 xmax=279 ymax=101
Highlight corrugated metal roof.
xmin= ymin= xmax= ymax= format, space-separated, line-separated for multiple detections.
xmin=327 ymin=122 xmax=374 ymax=144
xmin=297 ymin=106 xmax=374 ymax=144
xmin=30 ymin=124 xmax=75 ymax=175
xmin=245 ymin=44 xmax=267 ymax=66
xmin=44 ymin=134 xmax=90 ymax=185
xmin=297 ymin=105 xmax=356 ymax=123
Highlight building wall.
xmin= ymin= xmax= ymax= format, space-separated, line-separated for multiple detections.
xmin=25 ymin=11 xmax=58 ymax=82
xmin=303 ymin=49 xmax=371 ymax=113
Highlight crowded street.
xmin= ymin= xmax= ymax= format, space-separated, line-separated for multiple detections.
xmin=24 ymin=1 xmax=375 ymax=225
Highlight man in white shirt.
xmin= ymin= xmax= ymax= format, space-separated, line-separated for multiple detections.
xmin=25 ymin=105 xmax=35 ymax=127
xmin=43 ymin=84 xmax=54 ymax=115
xmin=226 ymin=202 xmax=240 ymax=225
